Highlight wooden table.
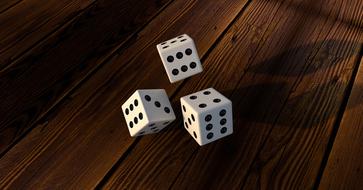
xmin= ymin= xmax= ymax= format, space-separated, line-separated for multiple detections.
xmin=0 ymin=0 xmax=362 ymax=189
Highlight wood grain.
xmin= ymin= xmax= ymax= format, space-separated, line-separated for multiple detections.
xmin=0 ymin=0 xmax=94 ymax=68
xmin=0 ymin=0 xmax=172 ymax=155
xmin=319 ymin=56 xmax=363 ymax=190
xmin=0 ymin=0 xmax=250 ymax=189
xmin=103 ymin=0 xmax=363 ymax=189
xmin=0 ymin=0 xmax=22 ymax=13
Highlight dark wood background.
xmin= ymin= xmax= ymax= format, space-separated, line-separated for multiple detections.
xmin=0 ymin=0 xmax=362 ymax=189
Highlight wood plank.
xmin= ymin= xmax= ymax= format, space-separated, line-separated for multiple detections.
xmin=103 ymin=0 xmax=363 ymax=189
xmin=0 ymin=0 xmax=94 ymax=69
xmin=0 ymin=0 xmax=22 ymax=13
xmin=0 ymin=0 xmax=173 ymax=154
xmin=319 ymin=56 xmax=363 ymax=190
xmin=0 ymin=0 xmax=250 ymax=189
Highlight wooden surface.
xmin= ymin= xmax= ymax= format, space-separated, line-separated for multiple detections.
xmin=319 ymin=57 xmax=363 ymax=190
xmin=0 ymin=0 xmax=173 ymax=154
xmin=0 ymin=0 xmax=362 ymax=189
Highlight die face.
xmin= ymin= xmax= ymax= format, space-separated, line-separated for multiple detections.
xmin=158 ymin=34 xmax=192 ymax=49
xmin=122 ymin=89 xmax=176 ymax=137
xmin=122 ymin=91 xmax=150 ymax=137
xmin=181 ymin=100 xmax=203 ymax=145
xmin=134 ymin=121 xmax=172 ymax=136
xmin=180 ymin=88 xmax=233 ymax=146
xmin=138 ymin=89 xmax=176 ymax=122
xmin=157 ymin=34 xmax=203 ymax=83
xmin=181 ymin=88 xmax=231 ymax=114
xmin=198 ymin=104 xmax=233 ymax=145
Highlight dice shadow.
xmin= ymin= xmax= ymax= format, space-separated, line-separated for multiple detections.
xmin=159 ymin=39 xmax=362 ymax=145
xmin=221 ymin=38 xmax=361 ymax=129
xmin=249 ymin=39 xmax=360 ymax=76
xmin=263 ymin=0 xmax=363 ymax=31
xmin=221 ymin=79 xmax=363 ymax=129
xmin=157 ymin=39 xmax=362 ymax=142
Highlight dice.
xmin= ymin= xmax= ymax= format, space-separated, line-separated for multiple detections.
xmin=180 ymin=88 xmax=233 ymax=146
xmin=121 ymin=89 xmax=176 ymax=137
xmin=157 ymin=34 xmax=203 ymax=83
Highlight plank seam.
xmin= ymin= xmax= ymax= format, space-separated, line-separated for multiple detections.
xmin=0 ymin=1 xmax=97 ymax=72
xmin=312 ymin=45 xmax=363 ymax=190
xmin=0 ymin=0 xmax=176 ymax=158
xmin=167 ymin=148 xmax=199 ymax=190
xmin=95 ymin=0 xmax=255 ymax=187
xmin=166 ymin=0 xmax=259 ymax=188
xmin=237 ymin=0 xmax=347 ymax=187
xmin=94 ymin=137 xmax=142 ymax=189
xmin=0 ymin=0 xmax=24 ymax=14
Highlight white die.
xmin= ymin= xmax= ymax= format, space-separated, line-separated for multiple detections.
xmin=121 ymin=89 xmax=176 ymax=137
xmin=156 ymin=34 xmax=203 ymax=83
xmin=180 ymin=88 xmax=233 ymax=146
